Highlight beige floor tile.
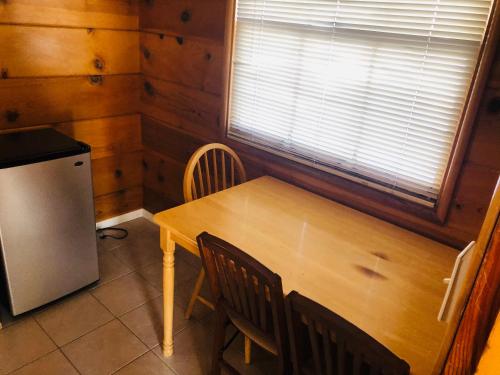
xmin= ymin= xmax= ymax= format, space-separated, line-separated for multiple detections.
xmin=112 ymin=236 xmax=162 ymax=271
xmin=10 ymin=350 xmax=78 ymax=375
xmin=97 ymin=251 xmax=132 ymax=285
xmin=152 ymin=321 xmax=212 ymax=375
xmin=91 ymin=273 xmax=160 ymax=316
xmin=115 ymin=352 xmax=174 ymax=375
xmin=137 ymin=257 xmax=198 ymax=290
xmin=61 ymin=319 xmax=147 ymax=375
xmin=0 ymin=317 xmax=56 ymax=375
xmin=34 ymin=293 xmax=113 ymax=346
xmin=119 ymin=296 xmax=191 ymax=349
xmin=97 ymin=218 xmax=159 ymax=253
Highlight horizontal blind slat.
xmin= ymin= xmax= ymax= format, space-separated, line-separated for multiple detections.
xmin=229 ymin=0 xmax=493 ymax=203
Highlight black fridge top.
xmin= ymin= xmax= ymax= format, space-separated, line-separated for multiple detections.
xmin=0 ymin=128 xmax=90 ymax=169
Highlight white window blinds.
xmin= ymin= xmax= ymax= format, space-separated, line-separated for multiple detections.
xmin=227 ymin=0 xmax=493 ymax=204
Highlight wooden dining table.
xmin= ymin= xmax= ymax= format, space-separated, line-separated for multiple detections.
xmin=154 ymin=176 xmax=458 ymax=375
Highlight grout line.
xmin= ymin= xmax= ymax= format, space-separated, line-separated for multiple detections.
xmin=58 ymin=348 xmax=83 ymax=375
xmin=109 ymin=350 xmax=153 ymax=375
xmin=4 ymin=347 xmax=61 ymax=375
xmin=150 ymin=347 xmax=182 ymax=375
xmin=31 ymin=319 xmax=83 ymax=375
xmin=106 ymin=319 xmax=150 ymax=373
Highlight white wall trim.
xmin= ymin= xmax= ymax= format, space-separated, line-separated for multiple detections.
xmin=141 ymin=209 xmax=155 ymax=223
xmin=96 ymin=209 xmax=155 ymax=229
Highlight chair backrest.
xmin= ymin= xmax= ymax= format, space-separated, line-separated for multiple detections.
xmin=197 ymin=232 xmax=288 ymax=362
xmin=183 ymin=143 xmax=247 ymax=203
xmin=285 ymin=291 xmax=410 ymax=375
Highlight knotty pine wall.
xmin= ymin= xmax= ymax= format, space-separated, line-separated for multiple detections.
xmin=139 ymin=0 xmax=500 ymax=248
xmin=0 ymin=1 xmax=142 ymax=221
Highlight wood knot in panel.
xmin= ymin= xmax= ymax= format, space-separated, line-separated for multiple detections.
xmin=5 ymin=110 xmax=20 ymax=123
xmin=89 ymin=75 xmax=103 ymax=85
xmin=180 ymin=10 xmax=191 ymax=23
xmin=1 ymin=68 xmax=8 ymax=79
xmin=487 ymin=97 xmax=500 ymax=113
xmin=94 ymin=57 xmax=105 ymax=71
xmin=144 ymin=81 xmax=154 ymax=96
xmin=114 ymin=169 xmax=123 ymax=178
xmin=176 ymin=36 xmax=184 ymax=45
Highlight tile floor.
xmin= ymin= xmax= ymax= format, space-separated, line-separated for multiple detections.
xmin=0 ymin=218 xmax=275 ymax=375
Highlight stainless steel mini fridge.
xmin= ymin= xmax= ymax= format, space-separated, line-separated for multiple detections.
xmin=0 ymin=128 xmax=99 ymax=315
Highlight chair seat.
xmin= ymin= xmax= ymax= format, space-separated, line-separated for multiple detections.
xmin=227 ymin=308 xmax=278 ymax=355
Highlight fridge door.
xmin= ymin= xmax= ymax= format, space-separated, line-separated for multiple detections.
xmin=0 ymin=152 xmax=99 ymax=315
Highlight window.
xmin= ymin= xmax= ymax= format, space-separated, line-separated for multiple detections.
xmin=227 ymin=0 xmax=494 ymax=205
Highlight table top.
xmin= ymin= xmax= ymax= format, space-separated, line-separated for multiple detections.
xmin=154 ymin=176 xmax=457 ymax=374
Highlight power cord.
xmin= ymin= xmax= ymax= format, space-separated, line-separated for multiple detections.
xmin=96 ymin=227 xmax=129 ymax=240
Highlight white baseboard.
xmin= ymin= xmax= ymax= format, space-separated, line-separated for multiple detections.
xmin=96 ymin=209 xmax=155 ymax=229
xmin=141 ymin=209 xmax=155 ymax=223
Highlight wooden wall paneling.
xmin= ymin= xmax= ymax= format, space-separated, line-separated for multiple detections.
xmin=141 ymin=76 xmax=221 ymax=140
xmin=0 ymin=75 xmax=140 ymax=130
xmin=139 ymin=0 xmax=226 ymax=41
xmin=143 ymin=148 xmax=186 ymax=207
xmin=2 ymin=0 xmax=142 ymax=221
xmin=141 ymin=115 xmax=203 ymax=163
xmin=443 ymin=178 xmax=500 ymax=374
xmin=0 ymin=26 xmax=139 ymax=77
xmin=91 ymin=150 xmax=143 ymax=197
xmin=445 ymin=163 xmax=500 ymax=239
xmin=0 ymin=0 xmax=139 ymax=30
xmin=55 ymin=114 xmax=142 ymax=160
xmin=466 ymin=88 xmax=500 ymax=169
xmin=143 ymin=186 xmax=178 ymax=214
xmin=140 ymin=31 xmax=223 ymax=95
xmin=94 ymin=186 xmax=143 ymax=222
xmin=490 ymin=48 xmax=500 ymax=86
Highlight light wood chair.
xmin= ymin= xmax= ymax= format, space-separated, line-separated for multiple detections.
xmin=285 ymin=291 xmax=410 ymax=375
xmin=197 ymin=232 xmax=291 ymax=374
xmin=182 ymin=143 xmax=252 ymax=362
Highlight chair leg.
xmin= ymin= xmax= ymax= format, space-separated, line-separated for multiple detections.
xmin=185 ymin=268 xmax=205 ymax=319
xmin=244 ymin=336 xmax=252 ymax=365
xmin=211 ymin=307 xmax=227 ymax=375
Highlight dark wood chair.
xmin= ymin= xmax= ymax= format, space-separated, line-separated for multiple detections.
xmin=196 ymin=232 xmax=290 ymax=374
xmin=285 ymin=291 xmax=410 ymax=375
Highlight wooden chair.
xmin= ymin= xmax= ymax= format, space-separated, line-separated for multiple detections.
xmin=182 ymin=144 xmax=252 ymax=362
xmin=183 ymin=143 xmax=247 ymax=319
xmin=285 ymin=291 xmax=410 ymax=375
xmin=197 ymin=232 xmax=291 ymax=374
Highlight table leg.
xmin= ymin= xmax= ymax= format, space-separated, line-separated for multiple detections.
xmin=161 ymin=228 xmax=175 ymax=357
